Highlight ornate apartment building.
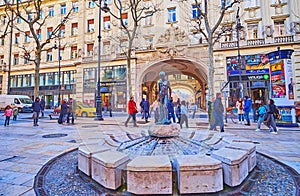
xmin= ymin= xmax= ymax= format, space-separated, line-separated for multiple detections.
xmin=0 ymin=0 xmax=299 ymax=112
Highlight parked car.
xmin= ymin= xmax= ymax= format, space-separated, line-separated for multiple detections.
xmin=49 ymin=101 xmax=96 ymax=119
xmin=295 ymin=102 xmax=300 ymax=122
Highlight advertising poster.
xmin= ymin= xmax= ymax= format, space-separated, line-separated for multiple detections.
xmin=285 ymin=59 xmax=294 ymax=100
xmin=270 ymin=60 xmax=286 ymax=99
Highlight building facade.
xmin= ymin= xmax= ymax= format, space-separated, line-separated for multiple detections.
xmin=0 ymin=0 xmax=299 ymax=112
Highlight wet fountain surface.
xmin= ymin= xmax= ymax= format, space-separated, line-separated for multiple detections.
xmin=35 ymin=148 xmax=299 ymax=196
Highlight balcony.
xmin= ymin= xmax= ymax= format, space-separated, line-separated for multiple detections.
xmin=274 ymin=35 xmax=294 ymax=43
xmin=247 ymin=38 xmax=265 ymax=46
xmin=221 ymin=41 xmax=237 ymax=48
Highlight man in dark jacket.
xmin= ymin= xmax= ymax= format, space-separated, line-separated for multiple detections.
xmin=209 ymin=93 xmax=225 ymax=132
xmin=32 ymin=97 xmax=41 ymax=126
xmin=143 ymin=98 xmax=150 ymax=123
xmin=167 ymin=97 xmax=176 ymax=123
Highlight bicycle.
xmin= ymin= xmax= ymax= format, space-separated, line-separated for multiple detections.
xmin=225 ymin=107 xmax=238 ymax=124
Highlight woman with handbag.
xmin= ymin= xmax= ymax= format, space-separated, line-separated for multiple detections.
xmin=236 ymin=98 xmax=244 ymax=124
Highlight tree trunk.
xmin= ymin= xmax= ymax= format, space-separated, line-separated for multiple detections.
xmin=207 ymin=39 xmax=215 ymax=100
xmin=34 ymin=52 xmax=41 ymax=98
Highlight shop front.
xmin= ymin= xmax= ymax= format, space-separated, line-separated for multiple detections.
xmin=82 ymin=65 xmax=127 ymax=111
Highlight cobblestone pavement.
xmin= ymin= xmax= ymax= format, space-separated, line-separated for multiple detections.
xmin=0 ymin=112 xmax=299 ymax=195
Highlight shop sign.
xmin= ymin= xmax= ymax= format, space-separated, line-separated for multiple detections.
xmin=228 ymin=74 xmax=269 ymax=82
xmin=245 ymin=69 xmax=269 ymax=74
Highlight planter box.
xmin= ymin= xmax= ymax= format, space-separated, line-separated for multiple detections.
xmin=127 ymin=155 xmax=172 ymax=195
xmin=225 ymin=142 xmax=256 ymax=172
xmin=211 ymin=148 xmax=248 ymax=187
xmin=91 ymin=151 xmax=130 ymax=190
xmin=176 ymin=155 xmax=223 ymax=194
xmin=78 ymin=144 xmax=110 ymax=176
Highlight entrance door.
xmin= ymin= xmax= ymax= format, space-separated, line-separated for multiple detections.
xmin=251 ymin=88 xmax=266 ymax=104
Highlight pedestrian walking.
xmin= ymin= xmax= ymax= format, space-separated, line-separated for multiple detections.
xmin=125 ymin=96 xmax=138 ymax=127
xmin=167 ymin=97 xmax=176 ymax=123
xmin=176 ymin=98 xmax=181 ymax=124
xmin=209 ymin=93 xmax=225 ymax=132
xmin=67 ymin=98 xmax=76 ymax=124
xmin=3 ymin=105 xmax=12 ymax=126
xmin=252 ymin=98 xmax=261 ymax=123
xmin=255 ymin=101 xmax=267 ymax=132
xmin=243 ymin=96 xmax=252 ymax=126
xmin=264 ymin=99 xmax=278 ymax=134
xmin=143 ymin=98 xmax=150 ymax=123
xmin=58 ymin=99 xmax=68 ymax=124
xmin=12 ymin=108 xmax=18 ymax=121
xmin=150 ymin=100 xmax=159 ymax=123
xmin=236 ymin=98 xmax=244 ymax=124
xmin=32 ymin=97 xmax=41 ymax=126
xmin=140 ymin=98 xmax=145 ymax=119
xmin=180 ymin=100 xmax=189 ymax=128
xmin=108 ymin=102 xmax=112 ymax=117
xmin=40 ymin=97 xmax=45 ymax=117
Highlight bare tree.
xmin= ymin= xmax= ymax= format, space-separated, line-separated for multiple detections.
xmin=4 ymin=0 xmax=73 ymax=98
xmin=108 ymin=0 xmax=160 ymax=97
xmin=183 ymin=0 xmax=240 ymax=99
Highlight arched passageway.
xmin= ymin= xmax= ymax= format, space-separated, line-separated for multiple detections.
xmin=140 ymin=59 xmax=207 ymax=109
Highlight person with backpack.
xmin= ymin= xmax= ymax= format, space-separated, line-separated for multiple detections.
xmin=236 ymin=98 xmax=244 ymax=124
xmin=255 ymin=101 xmax=267 ymax=132
xmin=264 ymin=99 xmax=278 ymax=134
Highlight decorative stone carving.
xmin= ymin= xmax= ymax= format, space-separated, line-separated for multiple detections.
xmin=263 ymin=25 xmax=274 ymax=38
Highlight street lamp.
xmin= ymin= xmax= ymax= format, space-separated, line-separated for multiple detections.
xmin=54 ymin=37 xmax=61 ymax=107
xmin=94 ymin=0 xmax=110 ymax=121
xmin=236 ymin=7 xmax=243 ymax=98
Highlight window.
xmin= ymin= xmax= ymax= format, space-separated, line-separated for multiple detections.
xmin=17 ymin=17 xmax=22 ymax=23
xmin=0 ymin=35 xmax=4 ymax=45
xmin=0 ymin=55 xmax=4 ymax=64
xmin=71 ymin=23 xmax=78 ymax=35
xmin=247 ymin=24 xmax=258 ymax=39
xmin=168 ymin=8 xmax=176 ymax=23
xmin=39 ymin=74 xmax=45 ymax=86
xmin=121 ymin=13 xmax=128 ymax=26
xmin=28 ymin=12 xmax=33 ymax=21
xmin=15 ymin=33 xmax=20 ymax=44
xmin=221 ymin=0 xmax=231 ymax=8
xmin=24 ymin=53 xmax=29 ymax=64
xmin=1 ymin=15 xmax=6 ymax=25
xmin=25 ymin=31 xmax=30 ymax=43
xmin=36 ymin=29 xmax=42 ymax=40
xmin=245 ymin=0 xmax=258 ymax=8
xmin=103 ymin=16 xmax=111 ymax=30
xmin=71 ymin=46 xmax=77 ymax=59
xmin=39 ymin=10 xmax=43 ymax=19
xmin=14 ymin=54 xmax=19 ymax=65
xmin=89 ymin=1 xmax=95 ymax=8
xmin=83 ymin=68 xmax=96 ymax=88
xmin=87 ymin=19 xmax=94 ymax=32
xmin=192 ymin=4 xmax=201 ymax=19
xmin=61 ymin=4 xmax=67 ymax=15
xmin=103 ymin=41 xmax=110 ymax=55
xmin=47 ymin=27 xmax=53 ymax=38
xmin=87 ymin=43 xmax=94 ymax=56
xmin=144 ymin=12 xmax=153 ymax=26
xmin=274 ymin=21 xmax=285 ymax=36
xmin=49 ymin=7 xmax=54 ymax=17
xmin=59 ymin=48 xmax=64 ymax=60
xmin=45 ymin=73 xmax=54 ymax=85
xmin=59 ymin=25 xmax=65 ymax=37
xmin=105 ymin=0 xmax=111 ymax=4
xmin=46 ymin=49 xmax=53 ymax=62
xmin=73 ymin=2 xmax=79 ymax=12
xmin=22 ymin=75 xmax=31 ymax=87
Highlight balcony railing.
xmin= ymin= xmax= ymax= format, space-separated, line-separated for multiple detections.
xmin=247 ymin=38 xmax=265 ymax=46
xmin=221 ymin=41 xmax=237 ymax=48
xmin=274 ymin=35 xmax=294 ymax=43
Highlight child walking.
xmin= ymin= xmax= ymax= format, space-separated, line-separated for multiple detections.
xmin=13 ymin=108 xmax=18 ymax=121
xmin=255 ymin=101 xmax=267 ymax=132
xmin=3 ymin=105 xmax=13 ymax=126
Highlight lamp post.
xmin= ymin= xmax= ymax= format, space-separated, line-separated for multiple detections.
xmin=94 ymin=0 xmax=109 ymax=121
xmin=236 ymin=7 xmax=243 ymax=98
xmin=54 ymin=37 xmax=61 ymax=107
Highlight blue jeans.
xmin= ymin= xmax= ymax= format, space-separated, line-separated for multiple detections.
xmin=67 ymin=112 xmax=75 ymax=124
xmin=257 ymin=115 xmax=265 ymax=129
xmin=244 ymin=112 xmax=250 ymax=123
xmin=168 ymin=112 xmax=176 ymax=123
xmin=238 ymin=114 xmax=244 ymax=121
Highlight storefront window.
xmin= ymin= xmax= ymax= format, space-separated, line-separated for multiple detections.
xmin=22 ymin=75 xmax=31 ymax=87
xmin=40 ymin=74 xmax=45 ymax=86
xmin=45 ymin=73 xmax=54 ymax=85
xmin=31 ymin=75 xmax=34 ymax=86
xmin=114 ymin=66 xmax=126 ymax=80
xmin=83 ymin=68 xmax=96 ymax=88
xmin=10 ymin=76 xmax=17 ymax=88
xmin=17 ymin=75 xmax=22 ymax=87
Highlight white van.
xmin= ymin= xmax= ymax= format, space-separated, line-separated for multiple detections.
xmin=0 ymin=95 xmax=33 ymax=112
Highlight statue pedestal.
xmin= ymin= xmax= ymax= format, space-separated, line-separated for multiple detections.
xmin=149 ymin=123 xmax=180 ymax=138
